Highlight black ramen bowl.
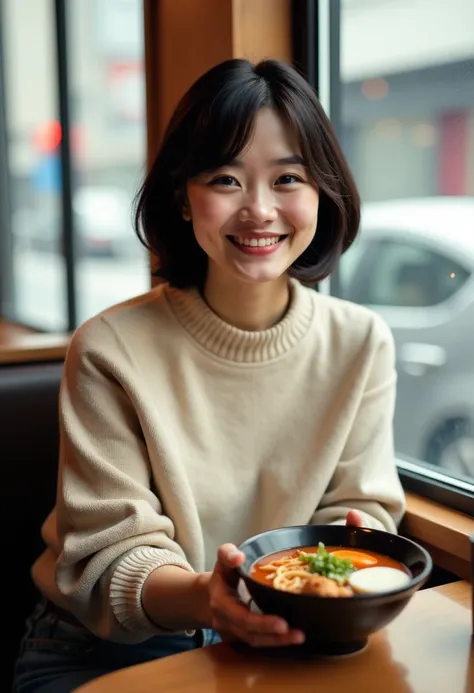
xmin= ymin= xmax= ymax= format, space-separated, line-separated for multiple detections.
xmin=237 ymin=524 xmax=432 ymax=657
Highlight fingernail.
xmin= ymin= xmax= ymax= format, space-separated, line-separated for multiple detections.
xmin=228 ymin=550 xmax=242 ymax=561
xmin=292 ymin=631 xmax=305 ymax=644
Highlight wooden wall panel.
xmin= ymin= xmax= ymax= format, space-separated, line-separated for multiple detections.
xmin=144 ymin=0 xmax=292 ymax=162
xmin=155 ymin=0 xmax=232 ymax=158
xmin=232 ymin=0 xmax=292 ymax=64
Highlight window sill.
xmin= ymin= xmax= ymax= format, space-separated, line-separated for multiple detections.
xmin=402 ymin=492 xmax=474 ymax=580
xmin=0 ymin=333 xmax=70 ymax=364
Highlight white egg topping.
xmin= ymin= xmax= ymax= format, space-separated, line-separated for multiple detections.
xmin=348 ymin=566 xmax=411 ymax=594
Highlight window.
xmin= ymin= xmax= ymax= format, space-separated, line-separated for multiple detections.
xmin=343 ymin=238 xmax=470 ymax=307
xmin=1 ymin=0 xmax=67 ymax=330
xmin=0 ymin=0 xmax=149 ymax=331
xmin=312 ymin=0 xmax=474 ymax=508
xmin=68 ymin=0 xmax=149 ymax=325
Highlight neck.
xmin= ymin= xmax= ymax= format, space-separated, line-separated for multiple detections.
xmin=203 ymin=269 xmax=290 ymax=331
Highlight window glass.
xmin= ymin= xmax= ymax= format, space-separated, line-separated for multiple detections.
xmin=68 ymin=0 xmax=149 ymax=323
xmin=339 ymin=0 xmax=474 ymax=484
xmin=1 ymin=0 xmax=67 ymax=330
xmin=346 ymin=239 xmax=470 ymax=307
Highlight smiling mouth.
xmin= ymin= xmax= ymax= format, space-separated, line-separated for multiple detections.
xmin=227 ymin=235 xmax=288 ymax=248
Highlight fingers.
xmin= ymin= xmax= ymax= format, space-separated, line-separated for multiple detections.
xmin=215 ymin=605 xmax=305 ymax=648
xmin=211 ymin=543 xmax=305 ymax=648
xmin=210 ymin=571 xmax=305 ymax=647
xmin=346 ymin=509 xmax=364 ymax=527
xmin=225 ymin=626 xmax=305 ymax=648
xmin=212 ymin=580 xmax=284 ymax=634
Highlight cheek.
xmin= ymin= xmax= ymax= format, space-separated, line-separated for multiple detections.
xmin=283 ymin=190 xmax=319 ymax=232
xmin=188 ymin=190 xmax=234 ymax=229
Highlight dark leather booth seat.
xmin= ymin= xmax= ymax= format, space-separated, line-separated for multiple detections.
xmin=0 ymin=359 xmax=63 ymax=690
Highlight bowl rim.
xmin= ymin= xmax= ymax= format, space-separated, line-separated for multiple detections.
xmin=236 ymin=524 xmax=433 ymax=601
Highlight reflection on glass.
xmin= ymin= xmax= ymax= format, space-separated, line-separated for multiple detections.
xmin=68 ymin=0 xmax=149 ymax=323
xmin=2 ymin=0 xmax=67 ymax=330
xmin=339 ymin=0 xmax=474 ymax=484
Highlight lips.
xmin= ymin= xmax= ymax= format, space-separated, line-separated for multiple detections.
xmin=226 ymin=233 xmax=289 ymax=256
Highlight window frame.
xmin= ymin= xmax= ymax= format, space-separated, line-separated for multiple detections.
xmin=399 ymin=459 xmax=474 ymax=518
xmin=54 ymin=0 xmax=77 ymax=331
xmin=0 ymin=0 xmax=13 ymax=320
xmin=0 ymin=0 xmax=79 ymax=332
xmin=292 ymin=0 xmax=474 ymax=513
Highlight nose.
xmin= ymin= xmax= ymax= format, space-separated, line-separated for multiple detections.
xmin=239 ymin=187 xmax=278 ymax=225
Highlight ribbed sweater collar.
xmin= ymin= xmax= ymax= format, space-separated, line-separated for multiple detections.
xmin=164 ymin=279 xmax=314 ymax=364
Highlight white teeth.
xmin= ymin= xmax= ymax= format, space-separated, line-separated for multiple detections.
xmin=234 ymin=236 xmax=282 ymax=247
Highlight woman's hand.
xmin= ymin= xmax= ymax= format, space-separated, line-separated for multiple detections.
xmin=208 ymin=543 xmax=305 ymax=648
xmin=207 ymin=512 xmax=363 ymax=646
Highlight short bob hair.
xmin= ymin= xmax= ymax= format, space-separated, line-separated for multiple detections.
xmin=135 ymin=58 xmax=360 ymax=289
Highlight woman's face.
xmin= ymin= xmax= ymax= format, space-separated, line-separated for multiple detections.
xmin=186 ymin=108 xmax=319 ymax=286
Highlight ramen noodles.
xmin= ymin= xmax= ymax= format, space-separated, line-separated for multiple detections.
xmin=250 ymin=543 xmax=410 ymax=597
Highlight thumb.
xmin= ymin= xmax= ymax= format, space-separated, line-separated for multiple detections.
xmin=215 ymin=544 xmax=245 ymax=590
xmin=346 ymin=509 xmax=364 ymax=527
xmin=217 ymin=543 xmax=245 ymax=570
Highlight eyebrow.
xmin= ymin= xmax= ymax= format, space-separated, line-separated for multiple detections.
xmin=228 ymin=154 xmax=306 ymax=167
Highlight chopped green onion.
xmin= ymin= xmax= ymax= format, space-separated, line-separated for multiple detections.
xmin=299 ymin=543 xmax=355 ymax=585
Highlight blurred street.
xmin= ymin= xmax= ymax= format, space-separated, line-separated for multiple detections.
xmin=13 ymin=249 xmax=150 ymax=330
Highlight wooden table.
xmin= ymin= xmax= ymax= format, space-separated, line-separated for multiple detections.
xmin=77 ymin=581 xmax=473 ymax=693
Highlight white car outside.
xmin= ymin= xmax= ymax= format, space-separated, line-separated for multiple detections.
xmin=340 ymin=196 xmax=474 ymax=481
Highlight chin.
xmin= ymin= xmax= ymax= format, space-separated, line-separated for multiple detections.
xmin=226 ymin=258 xmax=290 ymax=285
xmin=231 ymin=267 xmax=288 ymax=285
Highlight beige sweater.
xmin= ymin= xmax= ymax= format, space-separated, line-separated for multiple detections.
xmin=33 ymin=279 xmax=405 ymax=643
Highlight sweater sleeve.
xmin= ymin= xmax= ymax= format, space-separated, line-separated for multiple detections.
xmin=52 ymin=316 xmax=193 ymax=643
xmin=311 ymin=315 xmax=406 ymax=533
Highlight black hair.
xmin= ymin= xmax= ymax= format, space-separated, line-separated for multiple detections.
xmin=134 ymin=58 xmax=360 ymax=289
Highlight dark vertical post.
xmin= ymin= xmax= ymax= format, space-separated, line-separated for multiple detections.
xmin=292 ymin=0 xmax=319 ymax=291
xmin=54 ymin=0 xmax=77 ymax=330
xmin=327 ymin=0 xmax=343 ymax=298
xmin=328 ymin=0 xmax=341 ymax=137
xmin=292 ymin=0 xmax=318 ymax=91
xmin=293 ymin=1 xmax=344 ymax=294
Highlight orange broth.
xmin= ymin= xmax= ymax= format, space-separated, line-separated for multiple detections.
xmin=251 ymin=545 xmax=410 ymax=587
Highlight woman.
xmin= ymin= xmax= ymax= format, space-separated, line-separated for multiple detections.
xmin=13 ymin=58 xmax=405 ymax=692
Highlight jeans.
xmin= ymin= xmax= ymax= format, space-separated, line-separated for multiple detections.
xmin=12 ymin=600 xmax=221 ymax=693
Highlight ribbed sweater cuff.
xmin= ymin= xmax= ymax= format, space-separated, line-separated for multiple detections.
xmin=110 ymin=547 xmax=193 ymax=636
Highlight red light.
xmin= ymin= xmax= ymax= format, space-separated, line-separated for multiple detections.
xmin=34 ymin=121 xmax=62 ymax=152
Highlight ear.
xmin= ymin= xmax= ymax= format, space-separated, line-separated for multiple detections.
xmin=176 ymin=188 xmax=192 ymax=221
xmin=182 ymin=203 xmax=192 ymax=222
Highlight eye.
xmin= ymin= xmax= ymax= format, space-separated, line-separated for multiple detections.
xmin=209 ymin=175 xmax=239 ymax=187
xmin=275 ymin=174 xmax=304 ymax=186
